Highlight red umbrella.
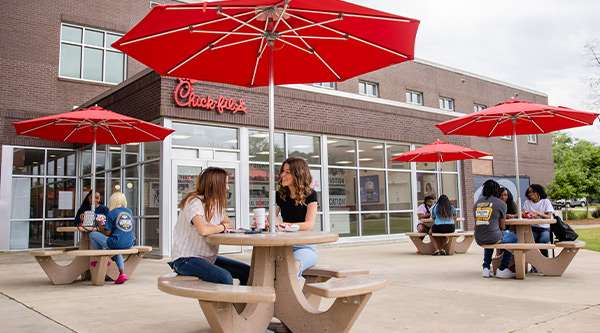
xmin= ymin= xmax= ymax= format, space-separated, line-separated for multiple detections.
xmin=13 ymin=106 xmax=175 ymax=201
xmin=389 ymin=140 xmax=492 ymax=163
xmin=435 ymin=99 xmax=600 ymax=217
xmin=113 ymin=0 xmax=419 ymax=233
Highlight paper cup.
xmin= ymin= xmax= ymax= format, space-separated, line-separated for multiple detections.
xmin=253 ymin=208 xmax=266 ymax=229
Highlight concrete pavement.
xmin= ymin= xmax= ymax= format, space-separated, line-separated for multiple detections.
xmin=1 ymin=239 xmax=598 ymax=332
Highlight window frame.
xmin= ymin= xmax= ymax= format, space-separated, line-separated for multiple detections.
xmin=527 ymin=134 xmax=537 ymax=143
xmin=474 ymin=104 xmax=486 ymax=112
xmin=359 ymin=81 xmax=379 ymax=97
xmin=406 ymin=90 xmax=423 ymax=105
xmin=439 ymin=97 xmax=455 ymax=111
xmin=313 ymin=82 xmax=335 ymax=89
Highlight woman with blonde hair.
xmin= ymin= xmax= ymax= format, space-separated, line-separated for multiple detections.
xmin=169 ymin=167 xmax=249 ymax=285
xmin=89 ymin=191 xmax=135 ymax=284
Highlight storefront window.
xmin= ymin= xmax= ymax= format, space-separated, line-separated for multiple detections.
xmin=441 ymin=160 xmax=457 ymax=172
xmin=10 ymin=221 xmax=42 ymax=249
xmin=359 ymin=170 xmax=385 ymax=211
xmin=46 ymin=178 xmax=76 ymax=219
xmin=47 ymin=150 xmax=76 ymax=176
xmin=287 ymin=134 xmax=320 ymax=164
xmin=441 ymin=173 xmax=459 ymax=208
xmin=328 ymin=168 xmax=356 ymax=212
xmin=125 ymin=166 xmax=139 ymax=215
xmin=172 ymin=123 xmax=239 ymax=149
xmin=125 ymin=143 xmax=139 ymax=165
xmin=387 ymin=171 xmax=411 ymax=210
xmin=249 ymin=130 xmax=284 ymax=163
xmin=142 ymin=217 xmax=160 ymax=249
xmin=109 ymin=170 xmax=121 ymax=199
xmin=387 ymin=144 xmax=410 ymax=169
xmin=330 ymin=213 xmax=358 ymax=237
xmin=358 ymin=141 xmax=384 ymax=168
xmin=417 ymin=172 xmax=438 ymax=202
xmin=143 ymin=141 xmax=160 ymax=161
xmin=248 ymin=163 xmax=277 ymax=210
xmin=328 ymin=138 xmax=356 ymax=167
xmin=82 ymin=145 xmax=106 ymax=175
xmin=46 ymin=220 xmax=75 ymax=248
xmin=13 ymin=149 xmax=45 ymax=175
xmin=143 ymin=162 xmax=160 ymax=216
xmin=11 ymin=177 xmax=43 ymax=219
xmin=82 ymin=177 xmax=106 ymax=201
xmin=389 ymin=212 xmax=412 ymax=234
xmin=109 ymin=145 xmax=121 ymax=169
xmin=361 ymin=213 xmax=386 ymax=236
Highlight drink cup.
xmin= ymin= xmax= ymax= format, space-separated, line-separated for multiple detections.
xmin=253 ymin=208 xmax=266 ymax=229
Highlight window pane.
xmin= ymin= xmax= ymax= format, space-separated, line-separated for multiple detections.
xmin=172 ymin=123 xmax=239 ymax=149
xmin=82 ymin=177 xmax=106 ymax=202
xmin=388 ymin=171 xmax=411 ymax=210
xmin=248 ymin=130 xmax=284 ymax=163
xmin=125 ymin=167 xmax=139 ymax=216
xmin=106 ymin=33 xmax=120 ymax=50
xmin=10 ymin=221 xmax=42 ymax=249
xmin=106 ymin=51 xmax=125 ymax=83
xmin=327 ymin=138 xmax=356 ymax=167
xmin=390 ymin=212 xmax=412 ymax=234
xmin=46 ymin=178 xmax=76 ymax=219
xmin=331 ymin=213 xmax=358 ymax=237
xmin=359 ymin=171 xmax=385 ymax=211
xmin=417 ymin=172 xmax=437 ymax=202
xmin=110 ymin=146 xmax=122 ymax=168
xmin=288 ymin=134 xmax=320 ymax=164
xmin=125 ymin=143 xmax=139 ymax=165
xmin=358 ymin=141 xmax=383 ymax=168
xmin=367 ymin=84 xmax=377 ymax=96
xmin=47 ymin=150 xmax=76 ymax=176
xmin=387 ymin=143 xmax=410 ymax=169
xmin=144 ymin=141 xmax=161 ymax=160
xmin=61 ymin=25 xmax=82 ymax=43
xmin=84 ymin=29 xmax=104 ymax=47
xmin=142 ymin=217 xmax=159 ymax=250
xmin=310 ymin=168 xmax=322 ymax=212
xmin=359 ymin=82 xmax=366 ymax=95
xmin=328 ymin=168 xmax=356 ymax=212
xmin=12 ymin=177 xmax=43 ymax=219
xmin=361 ymin=212 xmax=386 ymax=236
xmin=109 ymin=170 xmax=121 ymax=199
xmin=441 ymin=173 xmax=459 ymax=208
xmin=249 ymin=163 xmax=274 ymax=211
xmin=83 ymin=47 xmax=103 ymax=81
xmin=441 ymin=160 xmax=457 ymax=172
xmin=47 ymin=220 xmax=75 ymax=248
xmin=60 ymin=43 xmax=82 ymax=78
xmin=13 ymin=149 xmax=45 ymax=175
xmin=82 ymin=145 xmax=106 ymax=175
xmin=142 ymin=162 xmax=160 ymax=215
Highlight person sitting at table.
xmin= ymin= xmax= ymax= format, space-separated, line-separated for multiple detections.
xmin=261 ymin=157 xmax=319 ymax=279
xmin=429 ymin=194 xmax=457 ymax=256
xmin=416 ymin=196 xmax=435 ymax=233
xmin=169 ymin=167 xmax=250 ymax=285
xmin=522 ymin=184 xmax=554 ymax=271
xmin=89 ymin=192 xmax=135 ymax=284
xmin=474 ymin=179 xmax=519 ymax=279
xmin=74 ymin=190 xmax=109 ymax=227
xmin=499 ymin=187 xmax=518 ymax=219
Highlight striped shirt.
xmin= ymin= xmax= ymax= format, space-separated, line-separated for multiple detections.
xmin=171 ymin=195 xmax=223 ymax=264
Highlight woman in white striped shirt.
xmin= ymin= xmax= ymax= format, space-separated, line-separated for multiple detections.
xmin=168 ymin=167 xmax=249 ymax=285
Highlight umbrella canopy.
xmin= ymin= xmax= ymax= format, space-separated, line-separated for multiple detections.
xmin=389 ymin=140 xmax=492 ymax=163
xmin=435 ymin=99 xmax=600 ymax=218
xmin=13 ymin=106 xmax=175 ymax=210
xmin=113 ymin=0 xmax=419 ymax=232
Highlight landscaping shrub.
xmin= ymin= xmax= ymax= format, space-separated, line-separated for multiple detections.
xmin=592 ymin=208 xmax=600 ymax=219
xmin=567 ymin=210 xmax=588 ymax=220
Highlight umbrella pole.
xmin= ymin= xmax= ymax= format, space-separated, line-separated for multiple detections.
xmin=91 ymin=126 xmax=97 ymax=212
xmin=512 ymin=119 xmax=522 ymax=219
xmin=268 ymin=41 xmax=276 ymax=233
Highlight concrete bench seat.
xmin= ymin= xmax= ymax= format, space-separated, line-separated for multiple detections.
xmin=30 ymin=250 xmax=65 ymax=257
xmin=482 ymin=243 xmax=555 ymax=279
xmin=555 ymin=240 xmax=586 ymax=249
xmin=304 ymin=274 xmax=388 ymax=298
xmin=301 ymin=264 xmax=370 ymax=308
xmin=406 ymin=231 xmax=474 ymax=255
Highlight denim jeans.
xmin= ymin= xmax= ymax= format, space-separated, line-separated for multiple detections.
xmin=293 ymin=245 xmax=318 ymax=279
xmin=483 ymin=230 xmax=518 ymax=270
xmin=169 ymin=256 xmax=250 ymax=285
xmin=532 ymin=227 xmax=551 ymax=257
xmin=89 ymin=231 xmax=124 ymax=270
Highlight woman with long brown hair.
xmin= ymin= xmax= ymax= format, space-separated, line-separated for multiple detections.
xmin=168 ymin=167 xmax=249 ymax=285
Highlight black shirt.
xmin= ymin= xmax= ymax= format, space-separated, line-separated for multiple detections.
xmin=276 ymin=190 xmax=318 ymax=223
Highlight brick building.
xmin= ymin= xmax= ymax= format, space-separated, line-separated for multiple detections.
xmin=0 ymin=0 xmax=553 ymax=255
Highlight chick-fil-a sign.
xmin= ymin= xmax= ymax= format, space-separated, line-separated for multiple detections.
xmin=174 ymin=78 xmax=248 ymax=114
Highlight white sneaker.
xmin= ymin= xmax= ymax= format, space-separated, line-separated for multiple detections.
xmin=482 ymin=267 xmax=491 ymax=278
xmin=496 ymin=268 xmax=516 ymax=279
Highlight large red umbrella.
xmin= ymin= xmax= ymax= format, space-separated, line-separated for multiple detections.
xmin=389 ymin=140 xmax=492 ymax=163
xmin=112 ymin=0 xmax=419 ymax=233
xmin=435 ymin=99 xmax=600 ymax=217
xmin=13 ymin=106 xmax=175 ymax=202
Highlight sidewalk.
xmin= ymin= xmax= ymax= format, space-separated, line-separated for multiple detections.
xmin=1 ymin=240 xmax=599 ymax=332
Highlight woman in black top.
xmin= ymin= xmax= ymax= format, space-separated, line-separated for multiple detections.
xmin=499 ymin=187 xmax=518 ymax=219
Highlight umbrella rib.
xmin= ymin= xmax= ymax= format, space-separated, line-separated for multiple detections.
xmin=191 ymin=30 xmax=262 ymax=37
xmin=251 ymin=43 xmax=269 ymax=86
xmin=19 ymin=120 xmax=61 ymax=135
xmin=286 ymin=8 xmax=411 ymax=23
xmin=279 ymin=17 xmax=342 ymax=35
xmin=271 ymin=1 xmax=289 ymax=32
xmin=210 ymin=37 xmax=263 ymax=51
xmin=218 ymin=9 xmax=265 ymax=35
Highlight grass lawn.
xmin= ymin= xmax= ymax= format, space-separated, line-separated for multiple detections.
xmin=575 ymin=228 xmax=600 ymax=252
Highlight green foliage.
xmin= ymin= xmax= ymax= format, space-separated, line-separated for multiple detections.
xmin=567 ymin=210 xmax=588 ymax=220
xmin=592 ymin=208 xmax=600 ymax=218
xmin=576 ymin=228 xmax=600 ymax=252
xmin=548 ymin=132 xmax=600 ymax=203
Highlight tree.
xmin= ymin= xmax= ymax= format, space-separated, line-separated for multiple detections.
xmin=584 ymin=40 xmax=600 ymax=111
xmin=548 ymin=132 xmax=600 ymax=218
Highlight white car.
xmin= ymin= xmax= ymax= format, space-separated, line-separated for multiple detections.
xmin=556 ymin=198 xmax=587 ymax=208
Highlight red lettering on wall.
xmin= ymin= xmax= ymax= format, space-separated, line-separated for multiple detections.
xmin=174 ymin=78 xmax=248 ymax=114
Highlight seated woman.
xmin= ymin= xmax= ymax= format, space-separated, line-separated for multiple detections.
xmin=499 ymin=187 xmax=518 ymax=219
xmin=429 ymin=194 xmax=457 ymax=255
xmin=416 ymin=196 xmax=435 ymax=233
xmin=522 ymin=184 xmax=554 ymax=262
xmin=74 ymin=190 xmax=109 ymax=227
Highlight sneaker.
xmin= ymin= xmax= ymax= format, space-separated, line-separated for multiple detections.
xmin=115 ymin=274 xmax=128 ymax=284
xmin=482 ymin=267 xmax=491 ymax=278
xmin=496 ymin=268 xmax=516 ymax=279
xmin=530 ymin=266 xmax=539 ymax=274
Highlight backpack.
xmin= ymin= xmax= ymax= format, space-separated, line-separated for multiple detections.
xmin=550 ymin=214 xmax=578 ymax=242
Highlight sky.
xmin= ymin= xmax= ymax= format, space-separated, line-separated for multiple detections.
xmin=349 ymin=0 xmax=600 ymax=144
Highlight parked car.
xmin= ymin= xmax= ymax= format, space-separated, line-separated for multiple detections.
xmin=554 ymin=198 xmax=587 ymax=208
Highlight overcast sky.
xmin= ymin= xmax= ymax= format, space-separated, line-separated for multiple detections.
xmin=349 ymin=0 xmax=600 ymax=144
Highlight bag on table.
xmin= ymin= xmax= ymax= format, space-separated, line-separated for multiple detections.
xmin=82 ymin=210 xmax=96 ymax=227
xmin=550 ymin=214 xmax=578 ymax=242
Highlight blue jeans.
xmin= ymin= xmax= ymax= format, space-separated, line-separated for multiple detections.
xmin=293 ymin=245 xmax=318 ymax=279
xmin=483 ymin=230 xmax=518 ymax=270
xmin=89 ymin=231 xmax=125 ymax=270
xmin=169 ymin=256 xmax=250 ymax=285
xmin=532 ymin=227 xmax=551 ymax=257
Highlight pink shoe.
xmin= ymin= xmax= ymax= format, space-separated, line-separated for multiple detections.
xmin=90 ymin=261 xmax=111 ymax=268
xmin=115 ymin=274 xmax=128 ymax=284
